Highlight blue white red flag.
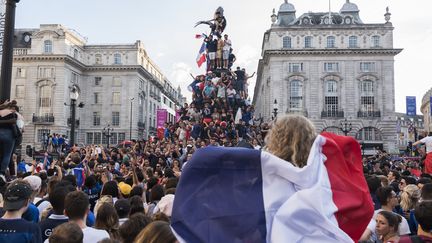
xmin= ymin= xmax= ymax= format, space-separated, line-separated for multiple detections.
xmin=171 ymin=132 xmax=373 ymax=243
xmin=195 ymin=33 xmax=207 ymax=39
xmin=196 ymin=42 xmax=206 ymax=68
xmin=73 ymin=167 xmax=85 ymax=188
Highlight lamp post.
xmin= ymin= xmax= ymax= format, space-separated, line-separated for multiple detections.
xmin=102 ymin=125 xmax=113 ymax=148
xmin=0 ymin=0 xmax=20 ymax=102
xmin=272 ymin=99 xmax=278 ymax=121
xmin=69 ymin=86 xmax=79 ymax=146
xmin=340 ymin=118 xmax=352 ymax=136
xmin=130 ymin=97 xmax=134 ymax=140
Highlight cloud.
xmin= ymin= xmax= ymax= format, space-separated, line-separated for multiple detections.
xmin=157 ymin=52 xmax=165 ymax=57
xmin=169 ymin=62 xmax=194 ymax=103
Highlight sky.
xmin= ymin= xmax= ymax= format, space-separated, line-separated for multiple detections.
xmin=15 ymin=0 xmax=432 ymax=114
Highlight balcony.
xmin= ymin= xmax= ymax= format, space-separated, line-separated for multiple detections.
xmin=321 ymin=111 xmax=344 ymax=118
xmin=13 ymin=48 xmax=29 ymax=56
xmin=357 ymin=111 xmax=381 ymax=118
xmin=32 ymin=114 xmax=54 ymax=124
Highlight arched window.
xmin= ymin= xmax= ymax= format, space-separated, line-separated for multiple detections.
xmin=360 ymin=80 xmax=375 ymax=115
xmin=73 ymin=49 xmax=79 ymax=59
xmin=304 ymin=36 xmax=313 ymax=48
xmin=326 ymin=36 xmax=336 ymax=48
xmin=323 ymin=126 xmax=343 ymax=135
xmin=356 ymin=127 xmax=382 ymax=141
xmin=114 ymin=53 xmax=122 ymax=64
xmin=348 ymin=36 xmax=358 ymax=48
xmin=289 ymin=80 xmax=303 ymax=110
xmin=371 ymin=35 xmax=380 ymax=47
xmin=39 ymin=85 xmax=52 ymax=115
xmin=44 ymin=40 xmax=52 ymax=53
xmin=283 ymin=36 xmax=291 ymax=48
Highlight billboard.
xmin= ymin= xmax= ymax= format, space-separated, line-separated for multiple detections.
xmin=406 ymin=96 xmax=416 ymax=116
xmin=156 ymin=109 xmax=167 ymax=128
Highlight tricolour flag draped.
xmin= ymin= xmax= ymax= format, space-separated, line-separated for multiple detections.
xmin=171 ymin=132 xmax=373 ymax=243
xmin=196 ymin=42 xmax=207 ymax=67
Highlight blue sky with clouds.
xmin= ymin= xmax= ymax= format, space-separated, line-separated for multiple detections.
xmin=15 ymin=0 xmax=432 ymax=113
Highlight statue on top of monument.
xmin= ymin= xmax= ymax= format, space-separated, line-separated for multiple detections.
xmin=194 ymin=6 xmax=227 ymax=38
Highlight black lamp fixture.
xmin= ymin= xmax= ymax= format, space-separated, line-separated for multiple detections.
xmin=69 ymin=86 xmax=79 ymax=146
xmin=102 ymin=125 xmax=114 ymax=148
xmin=340 ymin=118 xmax=352 ymax=136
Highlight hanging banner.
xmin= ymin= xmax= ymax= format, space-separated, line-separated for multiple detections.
xmin=406 ymin=96 xmax=416 ymax=116
xmin=156 ymin=109 xmax=168 ymax=128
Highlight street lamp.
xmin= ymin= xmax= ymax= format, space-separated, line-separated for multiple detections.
xmin=102 ymin=125 xmax=113 ymax=148
xmin=272 ymin=99 xmax=278 ymax=121
xmin=69 ymin=86 xmax=79 ymax=146
xmin=130 ymin=97 xmax=134 ymax=140
xmin=340 ymin=118 xmax=352 ymax=136
xmin=0 ymin=0 xmax=20 ymax=102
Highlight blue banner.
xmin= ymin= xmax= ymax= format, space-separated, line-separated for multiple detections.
xmin=406 ymin=96 xmax=416 ymax=116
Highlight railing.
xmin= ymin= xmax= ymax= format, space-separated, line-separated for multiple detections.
xmin=32 ymin=114 xmax=54 ymax=124
xmin=321 ymin=110 xmax=344 ymax=118
xmin=13 ymin=48 xmax=29 ymax=56
xmin=357 ymin=111 xmax=381 ymax=118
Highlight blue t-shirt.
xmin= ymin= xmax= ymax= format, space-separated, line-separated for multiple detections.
xmin=22 ymin=203 xmax=39 ymax=223
xmin=0 ymin=218 xmax=42 ymax=243
xmin=38 ymin=215 xmax=68 ymax=242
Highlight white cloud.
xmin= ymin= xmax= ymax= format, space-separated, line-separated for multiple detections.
xmin=169 ymin=62 xmax=194 ymax=103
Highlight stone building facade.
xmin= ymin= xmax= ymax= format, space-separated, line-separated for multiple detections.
xmin=395 ymin=113 xmax=424 ymax=152
xmin=253 ymin=1 xmax=402 ymax=153
xmin=11 ymin=24 xmax=183 ymax=150
xmin=421 ymin=88 xmax=432 ymax=133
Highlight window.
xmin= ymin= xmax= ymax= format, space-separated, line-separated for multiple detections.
xmin=44 ymin=40 xmax=52 ymax=53
xmin=95 ymin=77 xmax=102 ymax=86
xmin=15 ymin=85 xmax=24 ymax=98
xmin=289 ymin=63 xmax=303 ymax=72
xmin=71 ymin=72 xmax=79 ymax=84
xmin=93 ymin=112 xmax=101 ymax=126
xmin=112 ymin=112 xmax=120 ymax=126
xmin=95 ymin=54 xmax=102 ymax=64
xmin=326 ymin=36 xmax=336 ymax=48
xmin=361 ymin=80 xmax=374 ymax=95
xmin=289 ymin=80 xmax=303 ymax=110
xmin=371 ymin=35 xmax=380 ymax=47
xmin=73 ymin=49 xmax=79 ymax=59
xmin=324 ymin=97 xmax=339 ymax=115
xmin=304 ymin=36 xmax=313 ymax=48
xmin=37 ymin=129 xmax=50 ymax=142
xmin=39 ymin=85 xmax=52 ymax=115
xmin=86 ymin=133 xmax=93 ymax=144
xmin=282 ymin=36 xmax=292 ymax=48
xmin=348 ymin=36 xmax=358 ymax=48
xmin=325 ymin=80 xmax=338 ymax=95
xmin=361 ymin=96 xmax=375 ymax=113
xmin=110 ymin=133 xmax=118 ymax=145
xmin=324 ymin=62 xmax=339 ymax=72
xmin=112 ymin=92 xmax=121 ymax=104
xmin=357 ymin=127 xmax=382 ymax=141
xmin=94 ymin=132 xmax=102 ymax=144
xmin=113 ymin=77 xmax=121 ymax=86
xmin=114 ymin=53 xmax=122 ymax=64
xmin=118 ymin=133 xmax=126 ymax=142
xmin=38 ymin=67 xmax=55 ymax=78
xmin=360 ymin=62 xmax=375 ymax=72
xmin=94 ymin=93 xmax=100 ymax=104
xmin=17 ymin=68 xmax=26 ymax=78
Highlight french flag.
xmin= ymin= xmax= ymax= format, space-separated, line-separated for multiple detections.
xmin=196 ymin=42 xmax=207 ymax=68
xmin=171 ymin=132 xmax=373 ymax=242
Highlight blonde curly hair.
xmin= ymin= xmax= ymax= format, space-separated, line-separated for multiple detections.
xmin=400 ymin=184 xmax=421 ymax=212
xmin=265 ymin=114 xmax=316 ymax=167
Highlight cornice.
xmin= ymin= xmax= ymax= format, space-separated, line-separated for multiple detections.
xmin=263 ymin=48 xmax=403 ymax=57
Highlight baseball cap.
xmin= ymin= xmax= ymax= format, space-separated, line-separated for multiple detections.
xmin=118 ymin=182 xmax=132 ymax=196
xmin=3 ymin=180 xmax=33 ymax=211
xmin=23 ymin=175 xmax=42 ymax=192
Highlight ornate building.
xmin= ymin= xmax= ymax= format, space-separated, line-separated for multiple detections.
xmin=11 ymin=24 xmax=183 ymax=150
xmin=421 ymin=88 xmax=432 ymax=133
xmin=253 ymin=0 xmax=402 ymax=153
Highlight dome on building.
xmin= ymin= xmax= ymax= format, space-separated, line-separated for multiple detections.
xmin=279 ymin=0 xmax=296 ymax=13
xmin=340 ymin=0 xmax=359 ymax=12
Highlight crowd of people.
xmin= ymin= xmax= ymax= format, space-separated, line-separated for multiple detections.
xmin=1 ymin=6 xmax=432 ymax=243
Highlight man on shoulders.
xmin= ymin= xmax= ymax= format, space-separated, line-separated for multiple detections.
xmin=0 ymin=180 xmax=42 ymax=243
xmin=413 ymin=132 xmax=432 ymax=174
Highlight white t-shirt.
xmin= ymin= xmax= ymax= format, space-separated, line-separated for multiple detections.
xmin=366 ymin=209 xmax=410 ymax=241
xmin=420 ymin=136 xmax=432 ymax=153
xmin=82 ymin=227 xmax=110 ymax=243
